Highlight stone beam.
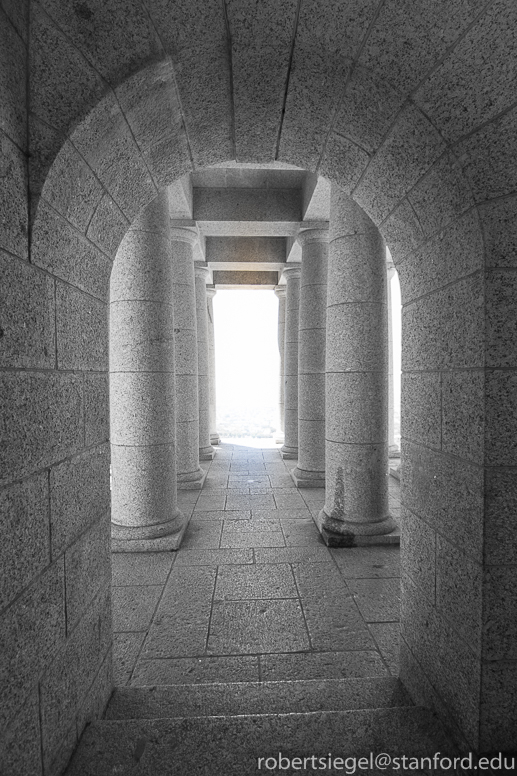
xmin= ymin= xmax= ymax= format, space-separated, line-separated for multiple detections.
xmin=193 ymin=187 xmax=302 ymax=222
xmin=213 ymin=270 xmax=278 ymax=288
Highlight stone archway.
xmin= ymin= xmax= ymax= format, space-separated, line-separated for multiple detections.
xmin=2 ymin=2 xmax=515 ymax=765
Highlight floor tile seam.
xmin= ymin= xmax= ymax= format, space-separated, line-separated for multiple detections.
xmin=204 ymin=563 xmax=221 ymax=654
xmin=212 ymin=596 xmax=300 ymax=603
xmin=130 ymin=647 xmax=395 ymax=662
xmin=128 ymin=552 xmax=179 ymax=684
xmin=289 ymin=562 xmax=316 ymax=652
xmin=366 ymin=623 xmax=400 ymax=678
xmin=326 ymin=549 xmax=387 ymax=647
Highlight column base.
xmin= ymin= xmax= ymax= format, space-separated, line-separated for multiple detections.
xmin=210 ymin=433 xmax=220 ymax=446
xmin=111 ymin=511 xmax=187 ymax=552
xmin=316 ymin=508 xmax=399 ymax=547
xmin=199 ymin=445 xmax=215 ymax=461
xmin=280 ymin=445 xmax=298 ymax=460
xmin=290 ymin=467 xmax=325 ymax=488
xmin=177 ymin=467 xmax=207 ymax=491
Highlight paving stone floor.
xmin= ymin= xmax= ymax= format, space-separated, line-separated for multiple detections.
xmin=112 ymin=440 xmax=401 ymax=687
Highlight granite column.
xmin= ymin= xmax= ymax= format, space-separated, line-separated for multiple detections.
xmin=292 ymin=230 xmax=328 ymax=487
xmin=110 ymin=193 xmax=185 ymax=548
xmin=170 ymin=226 xmax=207 ymax=489
xmin=274 ymin=285 xmax=286 ymax=444
xmin=318 ymin=187 xmax=396 ymax=545
xmin=280 ymin=264 xmax=301 ymax=459
xmin=206 ymin=286 xmax=220 ymax=446
xmin=195 ymin=264 xmax=215 ymax=460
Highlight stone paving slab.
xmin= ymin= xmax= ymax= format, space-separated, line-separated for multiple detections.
xmin=112 ymin=585 xmax=163 ymax=632
xmin=174 ymin=548 xmax=254 ymax=565
xmin=220 ymin=531 xmax=286 ymax=548
xmin=347 ymin=578 xmax=401 ymax=622
xmin=208 ymin=599 xmax=310 ymax=654
xmin=293 ymin=563 xmax=376 ymax=652
xmin=112 ymin=443 xmax=402 ymax=690
xmin=254 ymin=546 xmax=332 ymax=564
xmin=215 ymin=564 xmax=297 ymax=600
xmin=331 ymin=546 xmax=401 ymax=578
xmin=140 ymin=566 xmax=216 ymax=659
xmin=111 ymin=552 xmax=174 ymax=586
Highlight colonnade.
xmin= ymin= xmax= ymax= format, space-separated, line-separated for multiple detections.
xmin=109 ymin=186 xmax=399 ymax=549
xmin=278 ymin=185 xmax=398 ymax=545
xmin=109 ymin=194 xmax=218 ymax=549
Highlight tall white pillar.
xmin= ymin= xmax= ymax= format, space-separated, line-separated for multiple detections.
xmin=280 ymin=264 xmax=301 ymax=459
xmin=206 ymin=286 xmax=220 ymax=446
xmin=274 ymin=285 xmax=286 ymax=444
xmin=387 ymin=261 xmax=400 ymax=457
xmin=170 ymin=226 xmax=207 ymax=489
xmin=291 ymin=229 xmax=328 ymax=487
xmin=194 ymin=264 xmax=215 ymax=461
xmin=110 ymin=193 xmax=185 ymax=549
xmin=317 ymin=187 xmax=396 ymax=546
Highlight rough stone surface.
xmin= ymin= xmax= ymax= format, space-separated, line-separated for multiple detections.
xmin=280 ymin=265 xmax=301 ymax=458
xmin=292 ymin=231 xmax=328 ymax=485
xmin=0 ymin=473 xmax=50 ymax=611
xmin=110 ymin=193 xmax=184 ymax=542
xmin=0 ymin=251 xmax=55 ymax=369
xmin=321 ymin=189 xmax=394 ymax=541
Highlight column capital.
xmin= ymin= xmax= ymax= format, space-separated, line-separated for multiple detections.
xmin=194 ymin=262 xmax=211 ymax=282
xmin=297 ymin=228 xmax=330 ymax=247
xmin=274 ymin=285 xmax=286 ymax=299
xmin=281 ymin=263 xmax=302 ymax=282
xmin=206 ymin=286 xmax=217 ymax=299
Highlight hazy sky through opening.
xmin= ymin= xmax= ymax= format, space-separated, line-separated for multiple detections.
xmin=213 ymin=278 xmax=401 ymax=438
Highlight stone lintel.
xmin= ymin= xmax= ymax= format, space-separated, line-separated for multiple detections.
xmin=213 ymin=270 xmax=278 ymax=286
xmin=193 ymin=188 xmax=302 ymax=222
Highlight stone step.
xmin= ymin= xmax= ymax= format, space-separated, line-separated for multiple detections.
xmin=106 ymin=677 xmax=412 ymax=720
xmin=65 ymin=706 xmax=457 ymax=775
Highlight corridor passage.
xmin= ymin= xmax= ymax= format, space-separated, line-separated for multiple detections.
xmin=112 ymin=443 xmax=401 ymax=687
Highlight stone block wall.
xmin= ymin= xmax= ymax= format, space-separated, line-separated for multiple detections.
xmin=0 ymin=4 xmax=111 ymax=773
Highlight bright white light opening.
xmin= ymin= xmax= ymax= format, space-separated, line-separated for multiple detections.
xmin=213 ymin=290 xmax=280 ymax=439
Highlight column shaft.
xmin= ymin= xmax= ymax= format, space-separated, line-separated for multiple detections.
xmin=110 ymin=193 xmax=185 ymax=546
xmin=170 ymin=227 xmax=206 ymax=489
xmin=318 ymin=187 xmax=396 ymax=546
xmin=292 ymin=230 xmax=328 ymax=487
xmin=206 ymin=287 xmax=220 ymax=445
xmin=195 ymin=264 xmax=215 ymax=460
xmin=274 ymin=286 xmax=286 ymax=444
xmin=280 ymin=265 xmax=301 ymax=459
xmin=387 ymin=263 xmax=400 ymax=457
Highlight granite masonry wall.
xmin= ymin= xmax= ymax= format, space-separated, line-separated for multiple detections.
xmin=1 ymin=1 xmax=516 ymax=771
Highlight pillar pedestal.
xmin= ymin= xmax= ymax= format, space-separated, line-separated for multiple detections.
xmin=317 ymin=188 xmax=397 ymax=547
xmin=170 ymin=226 xmax=207 ymax=490
xmin=195 ymin=264 xmax=215 ymax=461
xmin=280 ymin=265 xmax=301 ymax=460
xmin=110 ymin=193 xmax=186 ymax=551
xmin=291 ymin=229 xmax=328 ymax=488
